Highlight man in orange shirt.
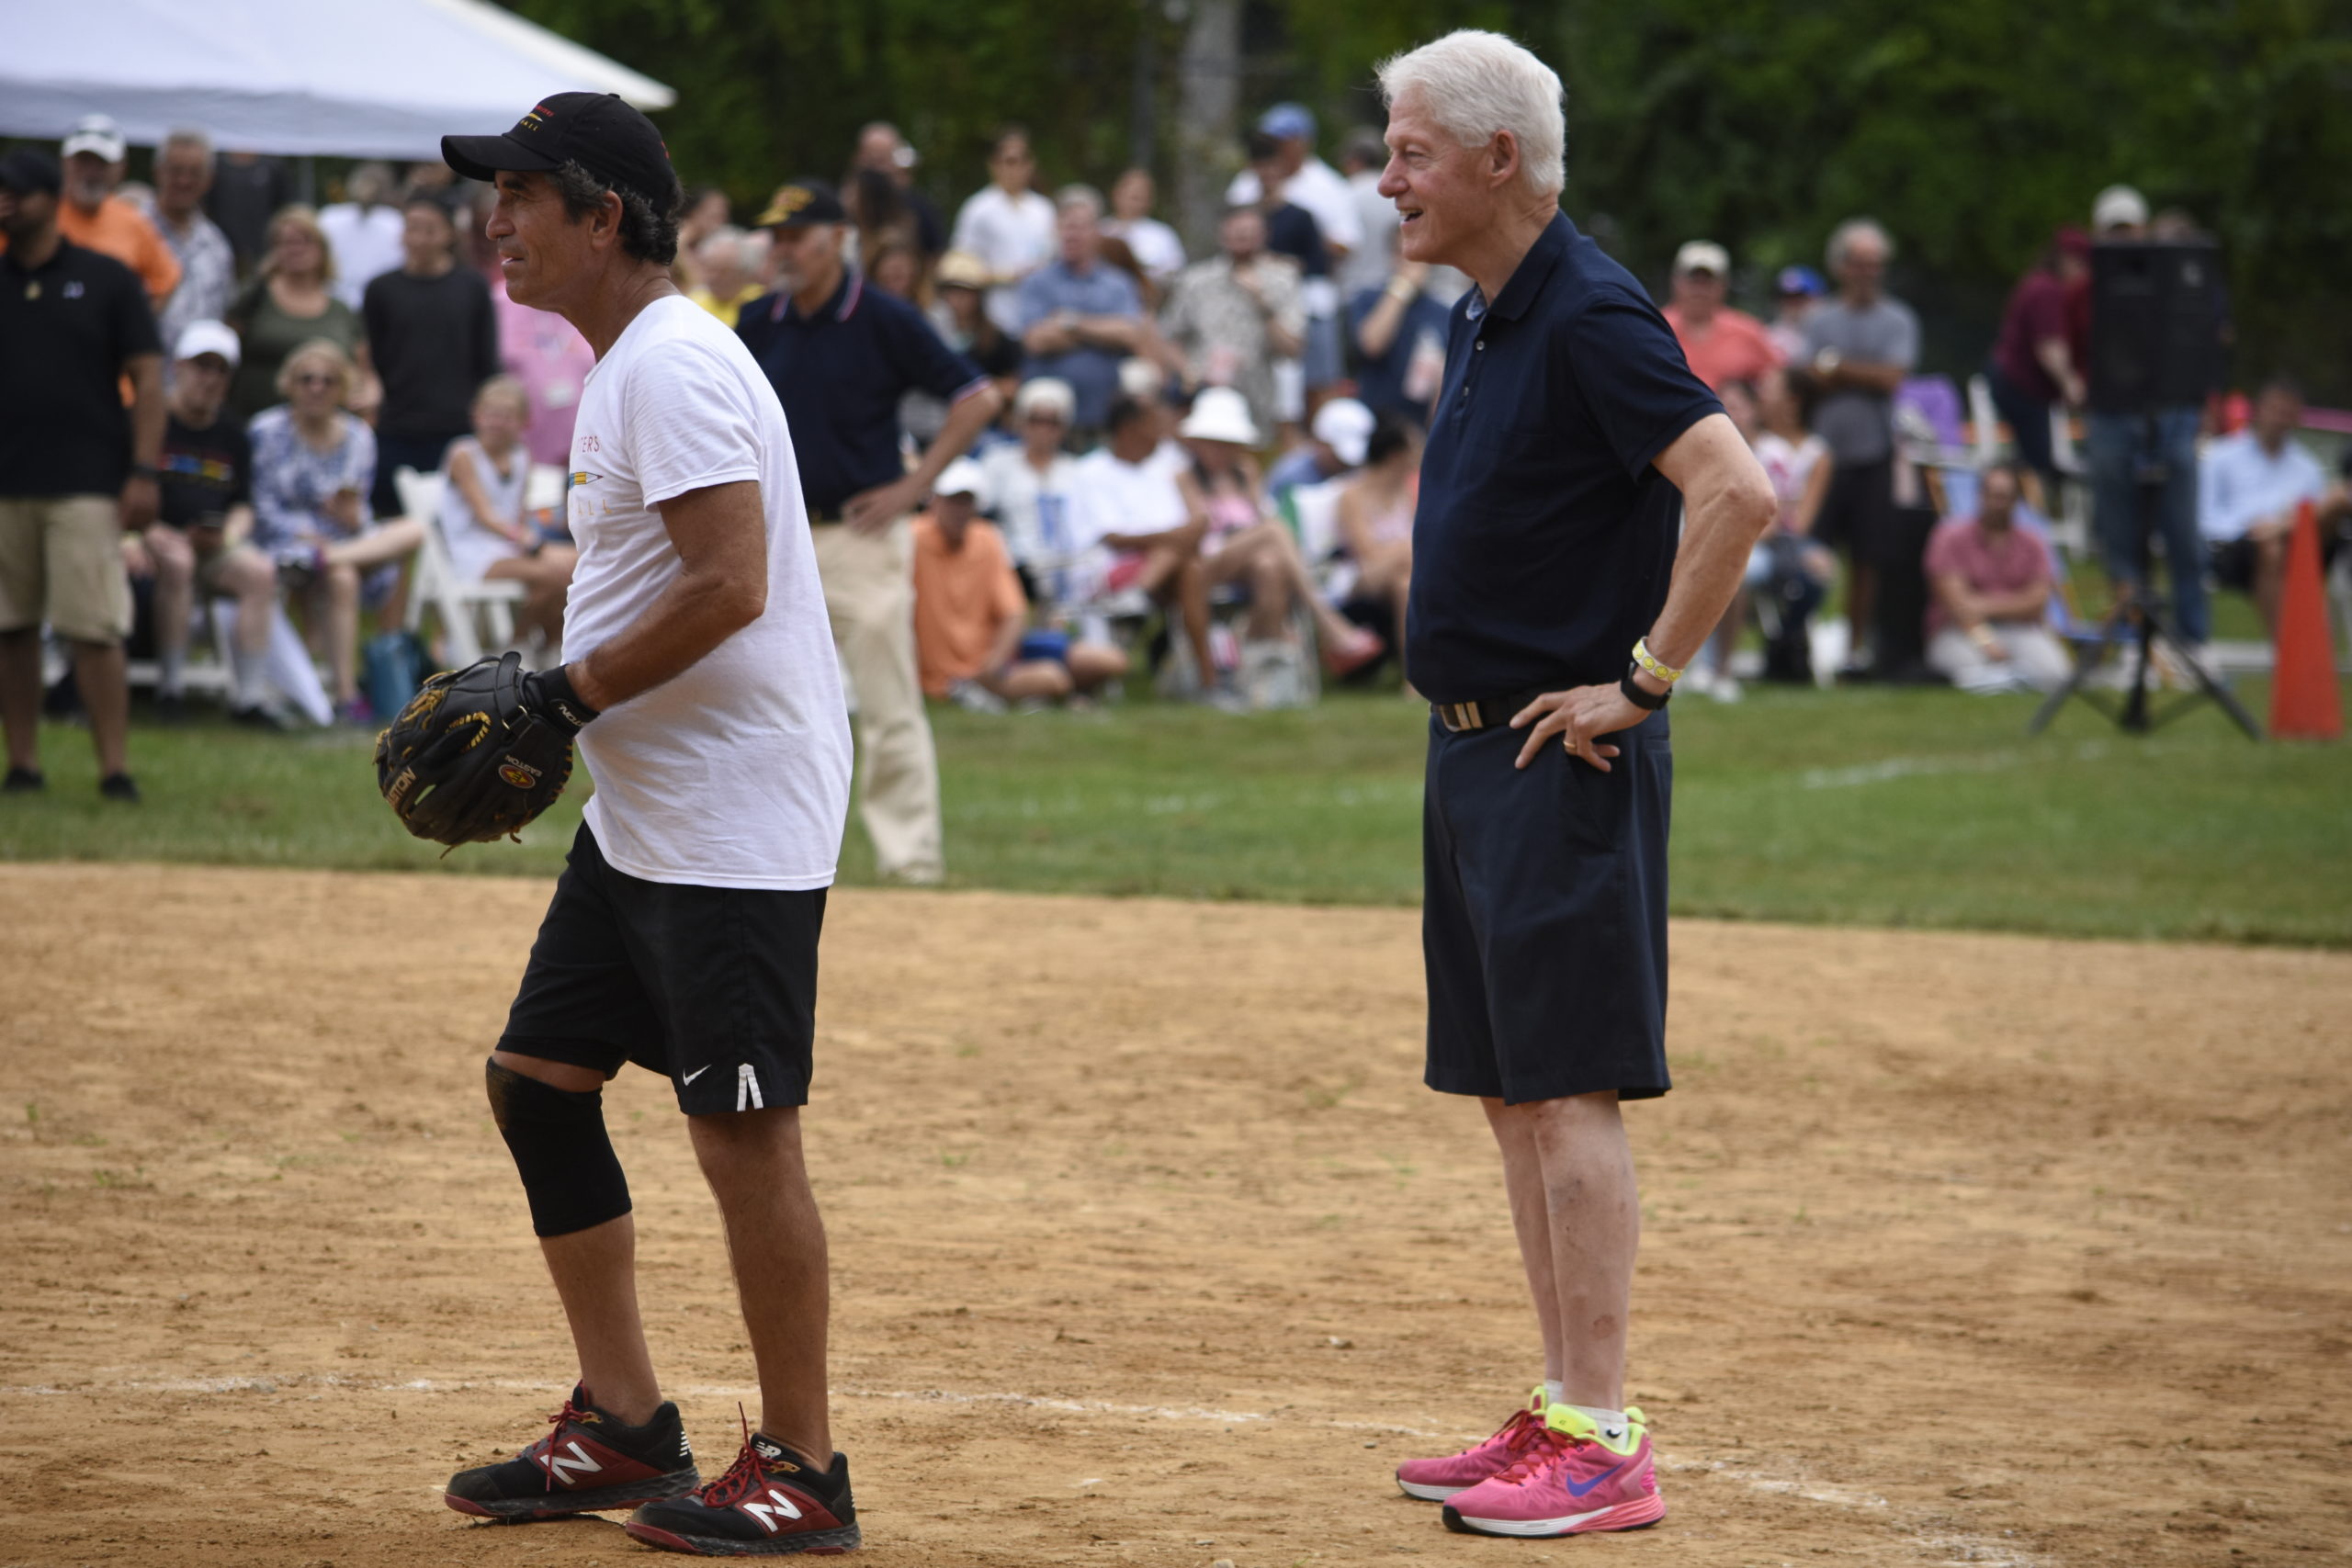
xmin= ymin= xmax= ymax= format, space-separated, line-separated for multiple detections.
xmin=56 ymin=116 xmax=181 ymax=311
xmin=910 ymin=457 xmax=1124 ymax=709
xmin=1659 ymin=240 xmax=1781 ymax=392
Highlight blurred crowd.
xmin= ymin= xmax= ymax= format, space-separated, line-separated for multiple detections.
xmin=2 ymin=101 xmax=2346 ymax=807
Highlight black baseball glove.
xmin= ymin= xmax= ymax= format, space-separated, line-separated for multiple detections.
xmin=375 ymin=652 xmax=597 ymax=849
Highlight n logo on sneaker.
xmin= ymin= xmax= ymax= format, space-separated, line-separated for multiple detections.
xmin=741 ymin=1485 xmax=803 ymax=1532
xmin=545 ymin=1439 xmax=603 ymax=1485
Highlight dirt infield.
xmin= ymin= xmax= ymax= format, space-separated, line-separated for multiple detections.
xmin=2 ymin=863 xmax=2346 ymax=1568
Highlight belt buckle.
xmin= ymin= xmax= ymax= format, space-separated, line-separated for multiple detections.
xmin=1440 ymin=701 xmax=1480 ymax=732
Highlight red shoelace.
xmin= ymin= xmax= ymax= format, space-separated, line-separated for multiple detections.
xmin=698 ymin=1404 xmax=768 ymax=1507
xmin=532 ymin=1394 xmax=594 ymax=1492
xmin=1489 ymin=1424 xmax=1571 ymax=1487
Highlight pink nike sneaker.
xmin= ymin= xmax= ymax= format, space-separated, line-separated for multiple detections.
xmin=1394 ymin=1387 xmax=1551 ymax=1501
xmin=1440 ymin=1404 xmax=1664 ymax=1537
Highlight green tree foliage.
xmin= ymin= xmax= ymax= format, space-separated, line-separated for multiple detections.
xmin=510 ymin=0 xmax=2351 ymax=395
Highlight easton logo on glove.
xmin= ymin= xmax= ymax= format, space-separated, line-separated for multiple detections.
xmin=374 ymin=652 xmax=597 ymax=849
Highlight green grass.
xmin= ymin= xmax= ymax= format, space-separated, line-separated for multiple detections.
xmin=5 ymin=669 xmax=2346 ymax=947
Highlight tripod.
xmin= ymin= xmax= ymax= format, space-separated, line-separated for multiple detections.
xmin=2029 ymin=417 xmax=2260 ymax=739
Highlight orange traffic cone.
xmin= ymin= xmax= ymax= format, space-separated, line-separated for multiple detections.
xmin=2269 ymin=499 xmax=2342 ymax=740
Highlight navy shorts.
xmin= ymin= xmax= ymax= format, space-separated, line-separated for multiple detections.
xmin=1421 ymin=708 xmax=1672 ymax=1105
xmin=499 ymin=822 xmax=826 ymax=1116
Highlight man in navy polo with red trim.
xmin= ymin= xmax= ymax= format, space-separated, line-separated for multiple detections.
xmin=737 ymin=180 xmax=1002 ymax=886
xmin=1373 ymin=32 xmax=1776 ymax=1544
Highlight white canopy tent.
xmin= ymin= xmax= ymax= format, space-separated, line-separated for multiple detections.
xmin=2 ymin=0 xmax=673 ymax=160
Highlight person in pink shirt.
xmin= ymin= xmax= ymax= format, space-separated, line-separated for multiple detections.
xmin=1660 ymin=240 xmax=1781 ymax=391
xmin=1924 ymin=461 xmax=2069 ymax=692
xmin=489 ymin=271 xmax=597 ymax=468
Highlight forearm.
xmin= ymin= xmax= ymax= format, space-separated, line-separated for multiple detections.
xmin=2033 ymin=338 xmax=2079 ymax=400
xmin=1638 ymin=421 xmax=1777 ymax=673
xmin=224 ymin=504 xmax=255 ymax=547
xmin=910 ymin=387 xmax=1003 ymax=482
xmin=128 ymin=359 xmax=165 ymax=467
xmin=571 ymin=570 xmax=761 ymax=711
xmin=1266 ymin=318 xmax=1304 ymax=358
xmin=1075 ymin=316 xmax=1144 ymax=352
xmin=1977 ymin=584 xmax=2049 ymax=622
xmin=985 ymin=613 xmax=1024 ymax=671
xmin=1357 ymin=288 xmax=1410 ymax=357
xmin=1830 ymin=361 xmax=1907 ymax=395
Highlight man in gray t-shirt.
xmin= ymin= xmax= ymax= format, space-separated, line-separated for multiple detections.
xmin=1799 ymin=218 xmax=1918 ymax=666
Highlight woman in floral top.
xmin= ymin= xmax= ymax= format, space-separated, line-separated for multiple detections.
xmin=246 ymin=338 xmax=424 ymax=721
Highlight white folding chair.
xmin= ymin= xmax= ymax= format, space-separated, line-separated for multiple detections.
xmin=394 ymin=465 xmax=527 ymax=666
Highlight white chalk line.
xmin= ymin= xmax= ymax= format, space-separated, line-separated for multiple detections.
xmin=2 ymin=1375 xmax=2042 ymax=1564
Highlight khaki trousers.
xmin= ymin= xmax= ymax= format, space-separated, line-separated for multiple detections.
xmin=811 ymin=516 xmax=943 ymax=882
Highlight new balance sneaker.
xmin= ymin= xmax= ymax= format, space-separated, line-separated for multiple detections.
xmin=1395 ymin=1386 xmax=1550 ymax=1501
xmin=1440 ymin=1404 xmax=1664 ymax=1538
xmin=444 ymin=1386 xmax=699 ymax=1520
xmin=626 ymin=1430 xmax=858 ymax=1556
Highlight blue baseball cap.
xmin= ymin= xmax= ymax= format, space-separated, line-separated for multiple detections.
xmin=1257 ymin=103 xmax=1316 ymax=141
xmin=1775 ymin=265 xmax=1826 ymax=298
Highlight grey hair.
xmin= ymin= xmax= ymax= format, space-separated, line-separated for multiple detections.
xmin=549 ymin=159 xmax=682 ymax=266
xmin=1054 ymin=183 xmax=1104 ymax=219
xmin=696 ymin=224 xmax=747 ymax=267
xmin=1826 ymin=217 xmax=1893 ymax=271
xmin=162 ymin=128 xmax=214 ymax=170
xmin=1376 ymin=29 xmax=1566 ymax=198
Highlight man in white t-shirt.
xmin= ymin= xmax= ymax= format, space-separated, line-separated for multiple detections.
xmin=317 ymin=162 xmax=407 ymax=310
xmin=950 ymin=128 xmax=1058 ymax=335
xmin=435 ymin=93 xmax=860 ymax=1558
xmin=1064 ymin=394 xmax=1219 ymax=690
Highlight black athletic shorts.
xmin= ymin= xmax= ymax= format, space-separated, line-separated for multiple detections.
xmin=500 ymin=821 xmax=826 ymax=1115
xmin=1814 ymin=457 xmax=1896 ymax=564
xmin=2208 ymin=536 xmax=2259 ymax=592
xmin=1421 ymin=708 xmax=1672 ymax=1106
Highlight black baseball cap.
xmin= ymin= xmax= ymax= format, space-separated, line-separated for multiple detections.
xmin=754 ymin=179 xmax=848 ymax=229
xmin=442 ymin=91 xmax=678 ymax=206
xmin=0 ymin=149 xmax=62 ymax=197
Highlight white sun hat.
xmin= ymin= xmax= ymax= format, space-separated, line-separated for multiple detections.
xmin=1178 ymin=385 xmax=1261 ymax=446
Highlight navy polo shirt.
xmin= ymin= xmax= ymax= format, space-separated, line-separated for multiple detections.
xmin=736 ymin=273 xmax=988 ymax=516
xmin=1407 ymin=214 xmax=1722 ymax=702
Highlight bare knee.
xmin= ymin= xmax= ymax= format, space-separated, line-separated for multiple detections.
xmin=488 ymin=1047 xmax=610 ymax=1094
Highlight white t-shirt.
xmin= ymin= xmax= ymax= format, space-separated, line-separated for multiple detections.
xmin=1753 ymin=430 xmax=1829 ymax=534
xmin=977 ymin=442 xmax=1076 ymax=567
xmin=1102 ymin=216 xmax=1185 ymax=283
xmin=563 ymin=296 xmax=851 ymax=891
xmin=318 ymin=202 xmax=406 ymax=311
xmin=1068 ymin=447 xmax=1189 ymax=547
xmin=1337 ymin=170 xmax=1398 ymax=299
xmin=951 ymin=185 xmax=1058 ymax=334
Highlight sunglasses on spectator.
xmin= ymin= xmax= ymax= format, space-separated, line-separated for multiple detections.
xmin=1024 ymin=412 xmax=1067 ymax=425
xmin=291 ymin=371 xmax=338 ymax=388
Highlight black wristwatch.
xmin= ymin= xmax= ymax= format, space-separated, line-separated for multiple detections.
xmin=1619 ymin=665 xmax=1671 ymax=711
xmin=129 ymin=463 xmax=160 ymax=481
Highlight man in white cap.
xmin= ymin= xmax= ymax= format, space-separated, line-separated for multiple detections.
xmin=910 ymin=456 xmax=1125 ymax=710
xmin=1660 ymin=239 xmax=1782 ymax=391
xmin=136 ymin=321 xmax=284 ymax=724
xmin=1267 ymin=395 xmax=1374 ymax=500
xmin=54 ymin=114 xmax=181 ymax=310
xmin=2091 ymin=183 xmax=2149 ymax=239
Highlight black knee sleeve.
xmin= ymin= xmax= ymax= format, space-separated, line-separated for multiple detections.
xmin=485 ymin=1058 xmax=633 ymax=1238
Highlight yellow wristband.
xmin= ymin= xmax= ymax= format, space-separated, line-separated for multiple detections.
xmin=1631 ymin=637 xmax=1684 ymax=685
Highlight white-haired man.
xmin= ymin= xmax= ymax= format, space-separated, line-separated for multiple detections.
xmin=1800 ymin=217 xmax=1917 ymax=674
xmin=1374 ymin=29 xmax=1775 ymax=1541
